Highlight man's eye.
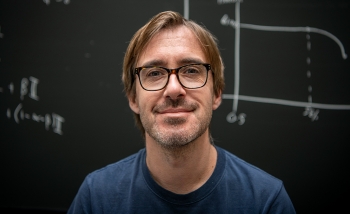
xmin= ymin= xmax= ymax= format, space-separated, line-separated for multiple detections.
xmin=183 ymin=68 xmax=200 ymax=74
xmin=146 ymin=70 xmax=165 ymax=77
xmin=148 ymin=71 xmax=161 ymax=76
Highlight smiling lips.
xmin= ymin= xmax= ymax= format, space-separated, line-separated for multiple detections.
xmin=159 ymin=108 xmax=192 ymax=114
xmin=154 ymin=99 xmax=198 ymax=115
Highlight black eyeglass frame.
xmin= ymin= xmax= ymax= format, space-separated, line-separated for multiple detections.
xmin=134 ymin=63 xmax=211 ymax=91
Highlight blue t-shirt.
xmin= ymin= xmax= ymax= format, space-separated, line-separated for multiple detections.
xmin=68 ymin=146 xmax=296 ymax=213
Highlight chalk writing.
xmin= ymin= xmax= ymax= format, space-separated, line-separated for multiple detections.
xmin=7 ymin=103 xmax=65 ymax=135
xmin=20 ymin=76 xmax=39 ymax=101
xmin=226 ymin=112 xmax=246 ymax=125
xmin=303 ymin=107 xmax=319 ymax=121
xmin=1 ymin=76 xmax=65 ymax=135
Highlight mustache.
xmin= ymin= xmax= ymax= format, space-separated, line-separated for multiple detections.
xmin=153 ymin=98 xmax=198 ymax=113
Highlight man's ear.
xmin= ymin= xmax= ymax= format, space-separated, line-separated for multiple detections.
xmin=212 ymin=90 xmax=222 ymax=110
xmin=128 ymin=94 xmax=140 ymax=114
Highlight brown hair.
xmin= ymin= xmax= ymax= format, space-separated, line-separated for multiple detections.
xmin=122 ymin=11 xmax=225 ymax=136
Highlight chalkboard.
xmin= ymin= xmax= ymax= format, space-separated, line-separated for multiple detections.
xmin=1 ymin=0 xmax=349 ymax=213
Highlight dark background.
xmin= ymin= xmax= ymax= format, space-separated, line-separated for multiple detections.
xmin=1 ymin=0 xmax=349 ymax=213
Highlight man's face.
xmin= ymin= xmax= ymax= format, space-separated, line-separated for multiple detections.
xmin=129 ymin=26 xmax=222 ymax=148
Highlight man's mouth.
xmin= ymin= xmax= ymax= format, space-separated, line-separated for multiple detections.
xmin=154 ymin=98 xmax=198 ymax=115
xmin=159 ymin=108 xmax=192 ymax=114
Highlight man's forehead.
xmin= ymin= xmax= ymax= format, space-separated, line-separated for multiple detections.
xmin=137 ymin=26 xmax=207 ymax=67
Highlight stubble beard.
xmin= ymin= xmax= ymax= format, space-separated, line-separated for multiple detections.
xmin=141 ymin=98 xmax=212 ymax=151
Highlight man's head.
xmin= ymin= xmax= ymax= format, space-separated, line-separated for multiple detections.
xmin=122 ymin=11 xmax=225 ymax=140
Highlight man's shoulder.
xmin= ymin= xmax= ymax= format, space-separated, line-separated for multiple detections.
xmin=85 ymin=149 xmax=145 ymax=183
xmin=218 ymin=146 xmax=282 ymax=187
xmin=217 ymin=147 xmax=295 ymax=213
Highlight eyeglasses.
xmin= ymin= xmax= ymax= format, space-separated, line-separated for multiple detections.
xmin=134 ymin=63 xmax=211 ymax=91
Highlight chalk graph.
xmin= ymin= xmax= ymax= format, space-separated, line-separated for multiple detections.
xmin=184 ymin=0 xmax=350 ymax=124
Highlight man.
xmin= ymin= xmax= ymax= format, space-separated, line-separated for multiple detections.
xmin=68 ymin=11 xmax=296 ymax=213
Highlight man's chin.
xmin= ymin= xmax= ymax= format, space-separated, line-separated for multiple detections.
xmin=149 ymin=126 xmax=193 ymax=146
xmin=155 ymin=135 xmax=194 ymax=150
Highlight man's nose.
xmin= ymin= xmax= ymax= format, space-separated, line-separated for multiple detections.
xmin=163 ymin=71 xmax=186 ymax=99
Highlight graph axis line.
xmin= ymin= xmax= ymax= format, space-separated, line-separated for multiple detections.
xmin=222 ymin=94 xmax=350 ymax=110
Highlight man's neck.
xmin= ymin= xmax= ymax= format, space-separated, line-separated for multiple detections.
xmin=145 ymin=131 xmax=217 ymax=194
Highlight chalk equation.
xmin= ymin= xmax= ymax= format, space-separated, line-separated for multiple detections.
xmin=7 ymin=103 xmax=65 ymax=135
xmin=1 ymin=76 xmax=65 ymax=135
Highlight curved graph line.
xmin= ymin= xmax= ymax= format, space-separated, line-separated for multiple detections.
xmin=221 ymin=14 xmax=348 ymax=59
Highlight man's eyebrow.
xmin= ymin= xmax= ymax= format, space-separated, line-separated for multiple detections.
xmin=179 ymin=58 xmax=206 ymax=65
xmin=139 ymin=60 xmax=165 ymax=68
xmin=139 ymin=58 xmax=206 ymax=68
